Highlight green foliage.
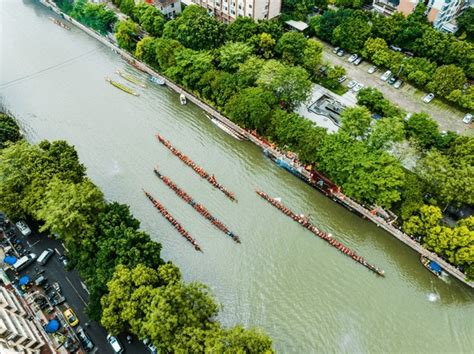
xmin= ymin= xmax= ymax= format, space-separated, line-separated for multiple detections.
xmin=135 ymin=37 xmax=158 ymax=67
xmin=154 ymin=38 xmax=184 ymax=70
xmin=163 ymin=5 xmax=225 ymax=50
xmin=225 ymin=87 xmax=277 ymax=133
xmin=218 ymin=42 xmax=253 ymax=72
xmin=250 ymin=32 xmax=276 ymax=59
xmin=339 ymin=106 xmax=371 ymax=139
xmin=302 ymin=39 xmax=324 ymax=77
xmin=276 ymin=31 xmax=308 ymax=65
xmin=333 ymin=11 xmax=372 ymax=52
xmin=456 ymin=7 xmax=474 ymax=41
xmin=115 ymin=20 xmax=140 ymax=52
xmin=257 ymin=60 xmax=312 ymax=109
xmin=282 ymin=0 xmax=318 ymax=20
xmin=133 ymin=3 xmax=166 ymax=37
xmin=368 ymin=117 xmax=405 ymax=150
xmin=69 ymin=0 xmax=117 ymax=34
xmin=427 ymin=64 xmax=467 ymax=97
xmin=236 ymin=56 xmax=267 ymax=87
xmin=405 ymin=112 xmax=440 ymax=150
xmin=356 ymin=87 xmax=402 ymax=118
xmin=165 ymin=49 xmax=214 ymax=90
xmin=197 ymin=70 xmax=242 ymax=109
xmin=0 ymin=113 xmax=21 ymax=149
xmin=226 ymin=17 xmax=258 ymax=42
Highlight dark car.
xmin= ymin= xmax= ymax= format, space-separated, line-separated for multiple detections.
xmin=388 ymin=76 xmax=398 ymax=85
xmin=77 ymin=327 xmax=95 ymax=352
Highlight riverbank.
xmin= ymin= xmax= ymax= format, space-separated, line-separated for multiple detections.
xmin=38 ymin=0 xmax=472 ymax=289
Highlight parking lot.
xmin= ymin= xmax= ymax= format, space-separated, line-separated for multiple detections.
xmin=321 ymin=44 xmax=472 ymax=135
xmin=1 ymin=218 xmax=148 ymax=353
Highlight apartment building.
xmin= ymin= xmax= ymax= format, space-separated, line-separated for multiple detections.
xmin=373 ymin=0 xmax=473 ymax=32
xmin=140 ymin=0 xmax=182 ymax=18
xmin=0 ymin=286 xmax=45 ymax=353
xmin=184 ymin=0 xmax=282 ymax=22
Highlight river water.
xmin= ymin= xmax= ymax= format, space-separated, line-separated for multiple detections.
xmin=1 ymin=1 xmax=473 ymax=352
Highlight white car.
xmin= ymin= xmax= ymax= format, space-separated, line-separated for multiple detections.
xmin=337 ymin=75 xmax=347 ymax=83
xmin=348 ymin=54 xmax=358 ymax=63
xmin=16 ymin=221 xmax=32 ymax=236
xmin=353 ymin=57 xmax=363 ymax=65
xmin=353 ymin=83 xmax=364 ymax=92
xmin=347 ymin=80 xmax=357 ymax=89
xmin=423 ymin=93 xmax=435 ymax=103
xmin=368 ymin=66 xmax=377 ymax=74
xmin=106 ymin=335 xmax=123 ymax=354
xmin=380 ymin=70 xmax=392 ymax=81
xmin=394 ymin=80 xmax=403 ymax=89
xmin=463 ymin=113 xmax=472 ymax=124
xmin=332 ymin=47 xmax=340 ymax=54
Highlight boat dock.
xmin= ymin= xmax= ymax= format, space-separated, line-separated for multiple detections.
xmin=256 ymin=190 xmax=385 ymax=276
xmin=155 ymin=134 xmax=237 ymax=202
xmin=143 ymin=190 xmax=202 ymax=252
xmin=153 ymin=167 xmax=240 ymax=243
xmin=40 ymin=0 xmax=473 ymax=288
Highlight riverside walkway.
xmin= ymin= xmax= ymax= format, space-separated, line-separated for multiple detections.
xmin=39 ymin=0 xmax=473 ymax=288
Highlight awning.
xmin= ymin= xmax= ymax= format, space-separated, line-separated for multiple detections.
xmin=45 ymin=319 xmax=60 ymax=333
xmin=18 ymin=275 xmax=29 ymax=286
xmin=3 ymin=255 xmax=17 ymax=265
xmin=429 ymin=261 xmax=442 ymax=273
xmin=285 ymin=20 xmax=309 ymax=32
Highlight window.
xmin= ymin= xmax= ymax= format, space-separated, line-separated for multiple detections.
xmin=231 ymin=9 xmax=235 ymax=14
xmin=249 ymin=4 xmax=252 ymax=8
xmin=171 ymin=3 xmax=174 ymax=7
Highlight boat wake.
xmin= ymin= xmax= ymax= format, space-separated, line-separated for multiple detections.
xmin=427 ymin=292 xmax=440 ymax=302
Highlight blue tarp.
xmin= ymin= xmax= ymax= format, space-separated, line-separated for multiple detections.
xmin=45 ymin=319 xmax=60 ymax=333
xmin=429 ymin=261 xmax=442 ymax=273
xmin=3 ymin=255 xmax=17 ymax=265
xmin=18 ymin=276 xmax=29 ymax=286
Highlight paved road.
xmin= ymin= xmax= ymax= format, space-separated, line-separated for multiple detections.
xmin=321 ymin=44 xmax=471 ymax=135
xmin=10 ymin=221 xmax=148 ymax=354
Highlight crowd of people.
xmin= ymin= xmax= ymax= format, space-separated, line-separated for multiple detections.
xmin=153 ymin=168 xmax=241 ymax=243
xmin=144 ymin=190 xmax=202 ymax=252
xmin=156 ymin=134 xmax=236 ymax=201
xmin=256 ymin=190 xmax=385 ymax=277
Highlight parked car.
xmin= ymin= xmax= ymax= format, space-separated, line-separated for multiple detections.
xmin=77 ymin=327 xmax=95 ymax=352
xmin=348 ymin=54 xmax=358 ymax=63
xmin=12 ymin=253 xmax=37 ymax=272
xmin=15 ymin=221 xmax=31 ymax=236
xmin=63 ymin=308 xmax=79 ymax=327
xmin=353 ymin=83 xmax=364 ymax=92
xmin=336 ymin=49 xmax=344 ymax=57
xmin=423 ymin=93 xmax=435 ymax=103
xmin=368 ymin=66 xmax=377 ymax=74
xmin=463 ymin=113 xmax=472 ymax=124
xmin=347 ymin=80 xmax=357 ymax=89
xmin=107 ymin=335 xmax=124 ymax=354
xmin=143 ymin=338 xmax=158 ymax=354
xmin=332 ymin=47 xmax=340 ymax=54
xmin=394 ymin=80 xmax=403 ymax=89
xmin=390 ymin=45 xmax=402 ymax=52
xmin=388 ymin=76 xmax=398 ymax=85
xmin=59 ymin=255 xmax=69 ymax=268
xmin=353 ymin=57 xmax=363 ymax=65
xmin=34 ymin=275 xmax=47 ymax=286
xmin=380 ymin=70 xmax=392 ymax=81
xmin=337 ymin=75 xmax=347 ymax=83
xmin=37 ymin=248 xmax=54 ymax=265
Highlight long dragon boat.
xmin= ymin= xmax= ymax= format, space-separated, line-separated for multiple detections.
xmin=49 ymin=17 xmax=70 ymax=30
xmin=155 ymin=133 xmax=237 ymax=202
xmin=256 ymin=190 xmax=385 ymax=277
xmin=143 ymin=190 xmax=202 ymax=252
xmin=116 ymin=70 xmax=147 ymax=88
xmin=105 ymin=77 xmax=139 ymax=96
xmin=153 ymin=167 xmax=241 ymax=243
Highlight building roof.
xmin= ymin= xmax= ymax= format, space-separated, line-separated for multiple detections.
xmin=285 ymin=20 xmax=309 ymax=32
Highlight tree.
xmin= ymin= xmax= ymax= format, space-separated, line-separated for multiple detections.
xmin=115 ymin=20 xmax=140 ymax=52
xmin=134 ymin=3 xmax=166 ymax=37
xmin=405 ymin=112 xmax=440 ymax=150
xmin=371 ymin=12 xmax=406 ymax=44
xmin=36 ymin=178 xmax=105 ymax=246
xmin=0 ymin=113 xmax=21 ymax=149
xmin=324 ymin=65 xmax=346 ymax=89
xmin=206 ymin=326 xmax=274 ymax=353
xmin=362 ymin=38 xmax=391 ymax=67
xmin=218 ymin=42 xmax=253 ymax=72
xmin=236 ymin=56 xmax=267 ymax=87
xmin=427 ymin=64 xmax=467 ymax=97
xmin=117 ymin=0 xmax=135 ymax=16
xmin=275 ymin=31 xmax=307 ymax=65
xmin=340 ymin=106 xmax=371 ymax=139
xmin=135 ymin=37 xmax=158 ymax=67
xmin=357 ymin=87 xmax=401 ymax=118
xmin=333 ymin=11 xmax=372 ymax=52
xmin=163 ymin=5 xmax=225 ymax=50
xmin=154 ymin=38 xmax=183 ymax=71
xmin=226 ymin=17 xmax=258 ymax=42
xmin=456 ymin=7 xmax=474 ymax=41
xmin=225 ymin=87 xmax=276 ymax=133
xmin=303 ymin=39 xmax=324 ymax=77
xmin=368 ymin=117 xmax=405 ymax=150
xmin=197 ymin=70 xmax=242 ymax=109
xmin=71 ymin=1 xmax=117 ymax=34
xmin=403 ymin=204 xmax=442 ymax=239
xmin=257 ymin=19 xmax=284 ymax=42
xmin=257 ymin=60 xmax=312 ymax=109
xmin=165 ymin=49 xmax=214 ymax=90
xmin=251 ymin=32 xmax=276 ymax=59
xmin=270 ymin=109 xmax=314 ymax=149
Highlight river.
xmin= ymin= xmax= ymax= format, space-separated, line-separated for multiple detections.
xmin=1 ymin=1 xmax=473 ymax=352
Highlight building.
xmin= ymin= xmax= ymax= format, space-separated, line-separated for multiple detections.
xmin=373 ymin=0 xmax=473 ymax=32
xmin=140 ymin=0 xmax=182 ymax=18
xmin=183 ymin=0 xmax=282 ymax=22
xmin=0 ymin=285 xmax=46 ymax=353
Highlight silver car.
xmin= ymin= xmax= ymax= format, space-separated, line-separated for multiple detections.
xmin=380 ymin=70 xmax=392 ymax=81
xmin=16 ymin=221 xmax=32 ymax=236
xmin=353 ymin=83 xmax=364 ymax=92
xmin=394 ymin=80 xmax=403 ymax=89
xmin=348 ymin=54 xmax=358 ymax=63
xmin=368 ymin=66 xmax=377 ymax=74
xmin=423 ymin=93 xmax=435 ymax=103
xmin=353 ymin=57 xmax=363 ymax=65
xmin=463 ymin=113 xmax=472 ymax=124
xmin=347 ymin=80 xmax=357 ymax=89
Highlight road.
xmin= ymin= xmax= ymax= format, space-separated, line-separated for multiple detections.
xmin=11 ymin=221 xmax=148 ymax=354
xmin=321 ymin=44 xmax=471 ymax=135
